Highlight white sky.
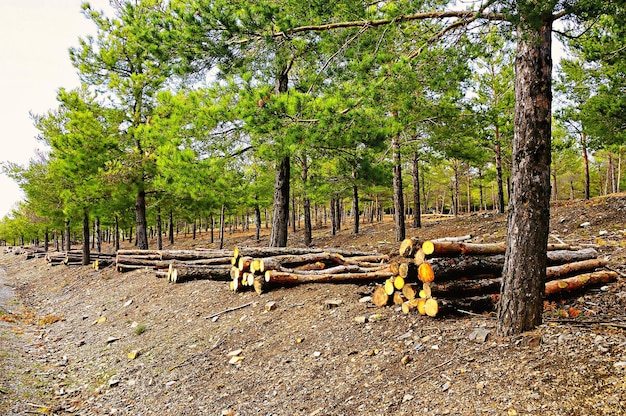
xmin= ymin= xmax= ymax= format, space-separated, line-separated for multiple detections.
xmin=0 ymin=0 xmax=113 ymax=218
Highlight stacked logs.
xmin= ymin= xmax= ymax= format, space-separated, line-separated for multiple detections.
xmin=380 ymin=236 xmax=618 ymax=317
xmin=115 ymin=249 xmax=234 ymax=283
xmin=45 ymin=250 xmax=116 ymax=268
xmin=229 ymin=246 xmax=391 ymax=294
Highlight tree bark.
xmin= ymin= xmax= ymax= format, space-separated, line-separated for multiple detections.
xmin=412 ymin=152 xmax=422 ymax=228
xmin=64 ymin=219 xmax=71 ymax=252
xmin=498 ymin=14 xmax=553 ymax=336
xmin=156 ymin=208 xmax=163 ymax=250
xmin=135 ymin=188 xmax=149 ymax=250
xmin=269 ymin=155 xmax=290 ymax=247
xmin=392 ymin=133 xmax=405 ymax=241
xmin=219 ymin=204 xmax=225 ymax=249
xmin=82 ymin=208 xmax=90 ymax=266
xmin=352 ymin=170 xmax=360 ymax=235
xmin=581 ymin=132 xmax=590 ymax=199
xmin=495 ymin=130 xmax=506 ymax=214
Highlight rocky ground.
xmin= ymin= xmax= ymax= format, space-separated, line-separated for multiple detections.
xmin=1 ymin=194 xmax=625 ymax=416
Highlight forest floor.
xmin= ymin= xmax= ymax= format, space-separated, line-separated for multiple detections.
xmin=1 ymin=193 xmax=625 ymax=416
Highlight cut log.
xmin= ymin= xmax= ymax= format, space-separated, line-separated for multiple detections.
xmin=398 ymin=262 xmax=416 ymax=280
xmin=264 ymin=269 xmax=394 ymax=285
xmin=430 ymin=235 xmax=472 ymax=243
xmin=402 ymin=283 xmax=419 ymax=300
xmin=545 ymin=258 xmax=608 ymax=280
xmin=544 ymin=271 xmax=618 ymax=296
xmin=169 ymin=265 xmax=232 ymax=283
xmin=399 ymin=237 xmax=421 ymax=257
xmin=393 ymin=275 xmax=405 ymax=290
xmin=372 ymin=285 xmax=390 ymax=307
xmin=546 ymin=248 xmax=599 ymax=266
xmin=422 ymin=241 xmax=584 ymax=258
xmin=414 ymin=248 xmax=426 ymax=266
xmin=427 ymin=249 xmax=598 ymax=281
xmin=384 ymin=278 xmax=395 ymax=296
xmin=418 ymin=262 xmax=435 ymax=283
xmin=259 ymin=252 xmax=344 ymax=272
xmin=393 ymin=291 xmax=406 ymax=305
xmin=424 ymin=298 xmax=439 ymax=317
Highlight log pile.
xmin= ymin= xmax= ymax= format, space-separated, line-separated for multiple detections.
xmin=228 ymin=246 xmax=391 ymax=294
xmin=382 ymin=237 xmax=618 ymax=317
xmin=44 ymin=250 xmax=116 ymax=267
xmin=115 ymin=249 xmax=234 ymax=283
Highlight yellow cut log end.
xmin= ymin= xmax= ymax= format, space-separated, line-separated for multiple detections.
xmin=418 ymin=262 xmax=435 ymax=283
xmin=422 ymin=240 xmax=435 ymax=255
xmin=424 ymin=298 xmax=439 ymax=317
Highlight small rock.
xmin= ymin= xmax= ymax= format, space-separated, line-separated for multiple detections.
xmin=106 ymin=336 xmax=119 ymax=344
xmin=599 ymin=230 xmax=608 ymax=236
xmin=227 ymin=349 xmax=243 ymax=357
xmin=476 ymin=382 xmax=485 ymax=390
xmin=108 ymin=376 xmax=120 ymax=388
xmin=580 ymin=221 xmax=591 ymax=228
xmin=313 ymin=351 xmax=322 ymax=357
xmin=401 ymin=355 xmax=411 ymax=365
xmin=614 ymin=361 xmax=626 ymax=368
xmin=228 ymin=356 xmax=243 ymax=365
xmin=402 ymin=394 xmax=414 ymax=403
xmin=442 ymin=381 xmax=450 ymax=392
xmin=264 ymin=301 xmax=276 ymax=311
xmin=165 ymin=380 xmax=177 ymax=387
xmin=469 ymin=328 xmax=491 ymax=343
xmin=354 ymin=316 xmax=368 ymax=324
xmin=123 ymin=299 xmax=133 ymax=307
xmin=358 ymin=296 xmax=372 ymax=303
xmin=324 ymin=299 xmax=343 ymax=309
xmin=368 ymin=313 xmax=383 ymax=322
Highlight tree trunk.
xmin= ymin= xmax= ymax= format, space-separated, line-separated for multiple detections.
xmin=156 ymin=208 xmax=163 ymax=250
xmin=255 ymin=203 xmax=262 ymax=242
xmin=95 ymin=217 xmax=101 ymax=253
xmin=412 ymin=152 xmax=422 ymax=228
xmin=135 ymin=189 xmax=149 ymax=250
xmin=82 ymin=208 xmax=90 ymax=266
xmin=392 ymin=133 xmax=405 ymax=242
xmin=495 ymin=128 xmax=506 ymax=214
xmin=114 ymin=215 xmax=120 ymax=251
xmin=219 ymin=204 xmax=225 ymax=250
xmin=581 ymin=132 xmax=590 ymax=199
xmin=352 ymin=168 xmax=359 ymax=235
xmin=497 ymin=15 xmax=553 ymax=336
xmin=64 ymin=219 xmax=71 ymax=252
xmin=269 ymin=155 xmax=290 ymax=247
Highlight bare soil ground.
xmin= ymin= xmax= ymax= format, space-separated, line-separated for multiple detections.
xmin=1 ymin=194 xmax=625 ymax=416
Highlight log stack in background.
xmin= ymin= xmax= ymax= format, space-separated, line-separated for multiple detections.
xmin=229 ymin=246 xmax=391 ymax=294
xmin=382 ymin=236 xmax=618 ymax=317
xmin=116 ymin=249 xmax=234 ymax=283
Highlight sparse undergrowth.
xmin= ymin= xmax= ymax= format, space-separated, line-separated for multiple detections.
xmin=0 ymin=194 xmax=625 ymax=415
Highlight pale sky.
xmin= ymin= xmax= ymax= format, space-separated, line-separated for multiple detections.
xmin=0 ymin=0 xmax=113 ymax=218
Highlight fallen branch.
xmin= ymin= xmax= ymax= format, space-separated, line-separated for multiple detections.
xmin=204 ymin=301 xmax=255 ymax=320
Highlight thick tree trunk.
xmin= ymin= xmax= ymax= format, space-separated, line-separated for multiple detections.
xmin=497 ymin=16 xmax=553 ymax=336
xmin=412 ymin=152 xmax=422 ymax=228
xmin=135 ymin=189 xmax=149 ymax=250
xmin=269 ymin=155 xmax=290 ymax=247
xmin=44 ymin=229 xmax=49 ymax=252
xmin=82 ymin=208 xmax=90 ymax=266
xmin=392 ymin=134 xmax=405 ymax=242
